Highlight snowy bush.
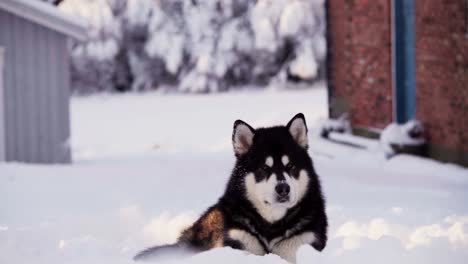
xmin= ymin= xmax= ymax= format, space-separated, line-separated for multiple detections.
xmin=380 ymin=120 xmax=426 ymax=157
xmin=319 ymin=114 xmax=351 ymax=138
xmin=59 ymin=0 xmax=327 ymax=93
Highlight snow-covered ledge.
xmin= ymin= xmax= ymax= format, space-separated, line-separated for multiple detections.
xmin=317 ymin=117 xmax=427 ymax=159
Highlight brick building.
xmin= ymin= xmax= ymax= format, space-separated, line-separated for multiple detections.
xmin=326 ymin=0 xmax=468 ymax=166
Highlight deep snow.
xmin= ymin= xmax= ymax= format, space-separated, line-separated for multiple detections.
xmin=1 ymin=84 xmax=467 ymax=264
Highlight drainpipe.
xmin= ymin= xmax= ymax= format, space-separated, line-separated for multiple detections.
xmin=391 ymin=0 xmax=397 ymax=123
xmin=391 ymin=0 xmax=416 ymax=124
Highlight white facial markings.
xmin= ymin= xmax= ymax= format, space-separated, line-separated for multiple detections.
xmin=245 ymin=173 xmax=259 ymax=206
xmin=244 ymin=168 xmax=310 ymax=224
xmin=296 ymin=170 xmax=310 ymax=201
xmin=281 ymin=155 xmax=290 ymax=166
xmin=265 ymin=156 xmax=274 ymax=167
xmin=245 ymin=173 xmax=288 ymax=223
xmin=271 ymin=232 xmax=317 ymax=263
xmin=228 ymin=229 xmax=266 ymax=256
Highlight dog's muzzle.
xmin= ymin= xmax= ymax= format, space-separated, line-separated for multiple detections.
xmin=275 ymin=182 xmax=290 ymax=203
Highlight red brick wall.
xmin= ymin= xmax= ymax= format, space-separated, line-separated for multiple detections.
xmin=327 ymin=0 xmax=468 ymax=164
xmin=328 ymin=0 xmax=393 ymax=129
xmin=327 ymin=0 xmax=352 ymax=100
xmin=415 ymin=0 xmax=468 ymax=152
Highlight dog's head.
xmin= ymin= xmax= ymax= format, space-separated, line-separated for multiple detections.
xmin=231 ymin=113 xmax=314 ymax=223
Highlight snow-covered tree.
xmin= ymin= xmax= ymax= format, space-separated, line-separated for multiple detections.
xmin=251 ymin=0 xmax=327 ymax=86
xmin=59 ymin=0 xmax=326 ymax=93
xmin=60 ymin=0 xmax=120 ymax=93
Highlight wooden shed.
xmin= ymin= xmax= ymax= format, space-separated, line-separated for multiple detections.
xmin=0 ymin=0 xmax=87 ymax=163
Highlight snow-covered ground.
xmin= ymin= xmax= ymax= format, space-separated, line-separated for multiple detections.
xmin=1 ymin=85 xmax=467 ymax=264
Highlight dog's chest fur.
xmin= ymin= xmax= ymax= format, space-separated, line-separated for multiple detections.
xmin=226 ymin=212 xmax=317 ymax=263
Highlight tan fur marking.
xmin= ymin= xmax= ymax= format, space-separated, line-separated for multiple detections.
xmin=201 ymin=209 xmax=224 ymax=247
xmin=180 ymin=208 xmax=225 ymax=249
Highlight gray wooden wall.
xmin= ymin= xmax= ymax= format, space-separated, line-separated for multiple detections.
xmin=0 ymin=10 xmax=71 ymax=163
xmin=0 ymin=47 xmax=5 ymax=161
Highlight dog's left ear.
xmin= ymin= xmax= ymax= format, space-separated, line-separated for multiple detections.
xmin=287 ymin=113 xmax=308 ymax=149
xmin=232 ymin=120 xmax=255 ymax=157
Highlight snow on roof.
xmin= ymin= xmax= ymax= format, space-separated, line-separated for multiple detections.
xmin=0 ymin=0 xmax=87 ymax=40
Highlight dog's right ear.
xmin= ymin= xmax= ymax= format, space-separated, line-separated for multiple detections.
xmin=232 ymin=120 xmax=255 ymax=157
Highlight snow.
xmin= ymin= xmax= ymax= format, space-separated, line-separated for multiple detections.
xmin=279 ymin=1 xmax=309 ymax=37
xmin=60 ymin=0 xmax=121 ymax=92
xmin=62 ymin=0 xmax=327 ymax=93
xmin=60 ymin=0 xmax=119 ymax=40
xmin=312 ymin=34 xmax=327 ymax=61
xmin=381 ymin=121 xmax=425 ymax=145
xmin=251 ymin=15 xmax=278 ymax=52
xmin=380 ymin=120 xmax=426 ymax=156
xmin=124 ymin=0 xmax=154 ymax=27
xmin=70 ymin=85 xmax=327 ymax=158
xmin=249 ymin=0 xmax=327 ymax=81
xmin=145 ymin=26 xmax=185 ymax=75
xmin=327 ymin=132 xmax=378 ymax=149
xmin=1 ymin=85 xmax=468 ymax=264
xmin=288 ymin=40 xmax=318 ymax=80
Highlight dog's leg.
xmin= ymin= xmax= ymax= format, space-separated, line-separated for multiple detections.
xmin=227 ymin=229 xmax=266 ymax=256
xmin=271 ymin=232 xmax=316 ymax=264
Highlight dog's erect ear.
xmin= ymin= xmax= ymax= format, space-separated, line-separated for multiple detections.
xmin=287 ymin=113 xmax=308 ymax=149
xmin=232 ymin=120 xmax=255 ymax=157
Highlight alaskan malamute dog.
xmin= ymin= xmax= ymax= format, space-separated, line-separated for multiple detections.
xmin=134 ymin=113 xmax=328 ymax=263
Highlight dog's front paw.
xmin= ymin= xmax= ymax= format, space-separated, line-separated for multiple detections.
xmin=311 ymin=238 xmax=326 ymax=252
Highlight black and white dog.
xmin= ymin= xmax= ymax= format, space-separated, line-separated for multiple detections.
xmin=134 ymin=113 xmax=328 ymax=263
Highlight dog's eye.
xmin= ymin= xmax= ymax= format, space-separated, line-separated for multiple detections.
xmin=262 ymin=165 xmax=271 ymax=172
xmin=257 ymin=166 xmax=271 ymax=179
xmin=285 ymin=163 xmax=295 ymax=171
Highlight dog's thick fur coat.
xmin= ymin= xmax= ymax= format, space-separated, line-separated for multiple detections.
xmin=134 ymin=113 xmax=328 ymax=263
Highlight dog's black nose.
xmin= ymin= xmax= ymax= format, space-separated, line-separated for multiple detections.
xmin=275 ymin=183 xmax=290 ymax=197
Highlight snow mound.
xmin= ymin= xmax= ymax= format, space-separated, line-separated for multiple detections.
xmin=317 ymin=114 xmax=351 ymax=138
xmin=380 ymin=120 xmax=425 ymax=156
